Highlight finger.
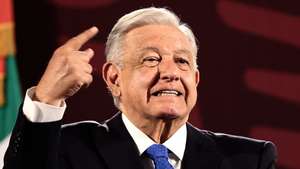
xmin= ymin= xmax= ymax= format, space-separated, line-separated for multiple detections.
xmin=68 ymin=59 xmax=93 ymax=74
xmin=70 ymin=48 xmax=94 ymax=62
xmin=65 ymin=26 xmax=99 ymax=50
xmin=82 ymin=73 xmax=93 ymax=88
xmin=65 ymin=71 xmax=93 ymax=89
xmin=83 ymin=48 xmax=94 ymax=62
xmin=81 ymin=63 xmax=93 ymax=74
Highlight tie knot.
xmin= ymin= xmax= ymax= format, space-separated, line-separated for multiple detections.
xmin=145 ymin=144 xmax=168 ymax=160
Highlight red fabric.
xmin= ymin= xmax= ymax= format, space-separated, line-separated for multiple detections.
xmin=0 ymin=0 xmax=13 ymax=23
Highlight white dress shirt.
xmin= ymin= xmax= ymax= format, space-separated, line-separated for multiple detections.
xmin=23 ymin=87 xmax=187 ymax=169
xmin=122 ymin=114 xmax=187 ymax=169
xmin=23 ymin=87 xmax=66 ymax=122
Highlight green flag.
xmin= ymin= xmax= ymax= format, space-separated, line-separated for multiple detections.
xmin=0 ymin=0 xmax=22 ymax=167
xmin=0 ymin=55 xmax=22 ymax=168
xmin=0 ymin=55 xmax=22 ymax=141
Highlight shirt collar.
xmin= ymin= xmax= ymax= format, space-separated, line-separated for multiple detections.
xmin=121 ymin=113 xmax=187 ymax=160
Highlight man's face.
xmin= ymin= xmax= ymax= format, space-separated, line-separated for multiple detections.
xmin=118 ymin=24 xmax=199 ymax=124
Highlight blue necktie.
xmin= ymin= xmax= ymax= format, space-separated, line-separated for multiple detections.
xmin=145 ymin=144 xmax=174 ymax=169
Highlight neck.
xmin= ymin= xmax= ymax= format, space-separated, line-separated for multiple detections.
xmin=127 ymin=114 xmax=187 ymax=143
xmin=146 ymin=120 xmax=177 ymax=143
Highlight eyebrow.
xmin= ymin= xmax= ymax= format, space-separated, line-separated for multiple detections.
xmin=174 ymin=49 xmax=192 ymax=56
xmin=140 ymin=46 xmax=160 ymax=53
xmin=140 ymin=47 xmax=192 ymax=56
xmin=173 ymin=50 xmax=194 ymax=63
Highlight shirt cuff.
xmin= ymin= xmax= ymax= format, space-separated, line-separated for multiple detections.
xmin=23 ymin=87 xmax=66 ymax=122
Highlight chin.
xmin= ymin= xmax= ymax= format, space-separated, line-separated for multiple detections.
xmin=154 ymin=108 xmax=186 ymax=120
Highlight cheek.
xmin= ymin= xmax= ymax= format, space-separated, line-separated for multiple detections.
xmin=184 ymin=74 xmax=198 ymax=101
xmin=133 ymin=68 xmax=157 ymax=84
xmin=122 ymin=68 xmax=157 ymax=95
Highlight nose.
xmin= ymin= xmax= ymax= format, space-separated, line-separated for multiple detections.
xmin=158 ymin=58 xmax=180 ymax=82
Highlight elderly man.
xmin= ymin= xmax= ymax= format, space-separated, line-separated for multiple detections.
xmin=4 ymin=7 xmax=276 ymax=169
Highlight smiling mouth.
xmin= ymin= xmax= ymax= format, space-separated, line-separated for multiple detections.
xmin=151 ymin=89 xmax=183 ymax=96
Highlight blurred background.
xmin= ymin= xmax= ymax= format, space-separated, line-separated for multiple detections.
xmin=1 ymin=0 xmax=300 ymax=169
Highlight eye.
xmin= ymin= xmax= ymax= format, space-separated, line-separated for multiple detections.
xmin=175 ymin=57 xmax=191 ymax=70
xmin=176 ymin=58 xmax=189 ymax=64
xmin=142 ymin=56 xmax=161 ymax=67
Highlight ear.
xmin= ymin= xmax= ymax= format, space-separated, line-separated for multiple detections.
xmin=102 ymin=62 xmax=121 ymax=97
xmin=195 ymin=70 xmax=200 ymax=86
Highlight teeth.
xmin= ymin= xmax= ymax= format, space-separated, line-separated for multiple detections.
xmin=156 ymin=90 xmax=180 ymax=96
xmin=158 ymin=93 xmax=176 ymax=96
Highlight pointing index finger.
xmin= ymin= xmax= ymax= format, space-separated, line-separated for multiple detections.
xmin=66 ymin=26 xmax=99 ymax=50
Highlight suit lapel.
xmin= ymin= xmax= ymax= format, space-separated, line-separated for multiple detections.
xmin=92 ymin=114 xmax=224 ymax=169
xmin=182 ymin=124 xmax=223 ymax=169
xmin=92 ymin=113 xmax=144 ymax=169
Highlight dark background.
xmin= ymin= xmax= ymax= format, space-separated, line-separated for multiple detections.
xmin=13 ymin=0 xmax=300 ymax=169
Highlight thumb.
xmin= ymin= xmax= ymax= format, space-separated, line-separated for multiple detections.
xmin=83 ymin=48 xmax=94 ymax=61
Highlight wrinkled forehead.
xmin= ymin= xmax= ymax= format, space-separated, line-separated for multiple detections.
xmin=122 ymin=24 xmax=194 ymax=55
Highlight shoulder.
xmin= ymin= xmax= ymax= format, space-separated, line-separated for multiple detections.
xmin=59 ymin=120 xmax=110 ymax=145
xmin=188 ymin=124 xmax=276 ymax=154
xmin=61 ymin=120 xmax=109 ymax=135
xmin=207 ymin=131 xmax=276 ymax=156
xmin=60 ymin=113 xmax=122 ymax=140
xmin=187 ymin=124 xmax=277 ymax=168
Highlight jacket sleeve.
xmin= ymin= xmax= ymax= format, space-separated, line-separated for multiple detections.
xmin=3 ymin=106 xmax=64 ymax=169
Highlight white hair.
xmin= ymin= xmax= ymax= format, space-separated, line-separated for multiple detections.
xmin=105 ymin=7 xmax=198 ymax=108
xmin=105 ymin=7 xmax=198 ymax=69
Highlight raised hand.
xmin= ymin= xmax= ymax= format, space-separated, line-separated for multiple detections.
xmin=34 ymin=27 xmax=99 ymax=106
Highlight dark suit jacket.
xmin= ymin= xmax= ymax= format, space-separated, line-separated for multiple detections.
xmin=4 ymin=110 xmax=277 ymax=169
